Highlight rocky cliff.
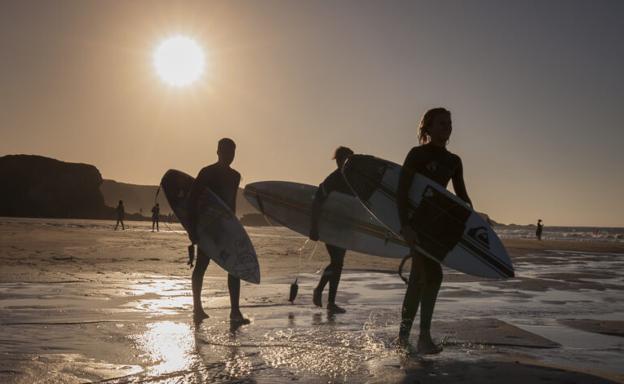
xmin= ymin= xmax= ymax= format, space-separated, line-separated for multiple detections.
xmin=0 ymin=155 xmax=111 ymax=218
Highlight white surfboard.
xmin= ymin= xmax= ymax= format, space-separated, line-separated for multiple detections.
xmin=244 ymin=181 xmax=409 ymax=258
xmin=342 ymin=155 xmax=514 ymax=279
xmin=161 ymin=170 xmax=260 ymax=284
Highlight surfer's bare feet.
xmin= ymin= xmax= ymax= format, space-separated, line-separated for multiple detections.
xmin=326 ymin=303 xmax=346 ymax=314
xmin=396 ymin=336 xmax=417 ymax=356
xmin=313 ymin=287 xmax=322 ymax=307
xmin=417 ymin=333 xmax=443 ymax=355
xmin=193 ymin=309 xmax=209 ymax=322
xmin=230 ymin=311 xmax=250 ymax=325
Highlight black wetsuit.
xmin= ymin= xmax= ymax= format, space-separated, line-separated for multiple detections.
xmin=397 ymin=143 xmax=471 ymax=339
xmin=151 ymin=205 xmax=160 ymax=231
xmin=115 ymin=203 xmax=125 ymax=230
xmin=312 ymin=168 xmax=354 ymax=305
xmin=187 ymin=163 xmax=242 ymax=310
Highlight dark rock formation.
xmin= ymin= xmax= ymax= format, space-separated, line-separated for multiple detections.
xmin=0 ymin=155 xmax=111 ymax=218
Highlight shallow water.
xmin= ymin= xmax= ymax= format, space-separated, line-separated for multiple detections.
xmin=1 ymin=249 xmax=623 ymax=383
xmin=1 ymin=220 xmax=623 ymax=383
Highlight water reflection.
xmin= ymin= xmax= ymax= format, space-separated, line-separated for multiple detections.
xmin=194 ymin=321 xmax=254 ymax=381
xmin=126 ymin=278 xmax=191 ymax=315
xmin=134 ymin=321 xmax=198 ymax=376
xmin=312 ymin=311 xmax=336 ymax=325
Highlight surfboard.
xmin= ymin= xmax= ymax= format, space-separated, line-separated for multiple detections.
xmin=244 ymin=181 xmax=409 ymax=258
xmin=342 ymin=155 xmax=514 ymax=279
xmin=160 ymin=169 xmax=260 ymax=284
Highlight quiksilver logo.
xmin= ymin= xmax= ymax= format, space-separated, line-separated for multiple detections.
xmin=468 ymin=226 xmax=490 ymax=247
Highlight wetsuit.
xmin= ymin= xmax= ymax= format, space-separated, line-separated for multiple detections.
xmin=187 ymin=163 xmax=241 ymax=311
xmin=115 ymin=203 xmax=125 ymax=230
xmin=151 ymin=205 xmax=160 ymax=231
xmin=311 ymin=169 xmax=354 ymax=305
xmin=397 ymin=143 xmax=471 ymax=340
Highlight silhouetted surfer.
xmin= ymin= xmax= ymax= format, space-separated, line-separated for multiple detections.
xmin=397 ymin=108 xmax=472 ymax=354
xmin=151 ymin=203 xmax=160 ymax=232
xmin=187 ymin=138 xmax=249 ymax=324
xmin=309 ymin=146 xmax=354 ymax=314
xmin=114 ymin=200 xmax=125 ymax=230
xmin=536 ymin=219 xmax=544 ymax=240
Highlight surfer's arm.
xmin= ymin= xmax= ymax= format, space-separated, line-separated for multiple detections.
xmin=309 ymin=200 xmax=321 ymax=241
xmin=309 ymin=188 xmax=326 ymax=241
xmin=398 ymin=148 xmax=424 ymax=246
xmin=230 ymin=171 xmax=241 ymax=214
xmin=309 ymin=174 xmax=333 ymax=240
xmin=397 ymin=148 xmax=421 ymax=228
xmin=451 ymin=159 xmax=472 ymax=208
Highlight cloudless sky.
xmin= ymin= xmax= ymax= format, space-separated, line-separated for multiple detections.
xmin=1 ymin=0 xmax=623 ymax=226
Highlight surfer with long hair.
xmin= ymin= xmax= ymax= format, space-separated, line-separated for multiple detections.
xmin=397 ymin=108 xmax=472 ymax=354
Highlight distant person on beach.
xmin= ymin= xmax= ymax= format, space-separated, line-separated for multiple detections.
xmin=309 ymin=146 xmax=354 ymax=314
xmin=397 ymin=108 xmax=472 ymax=355
xmin=536 ymin=219 xmax=544 ymax=241
xmin=114 ymin=200 xmax=125 ymax=230
xmin=187 ymin=138 xmax=249 ymax=324
xmin=151 ymin=203 xmax=160 ymax=232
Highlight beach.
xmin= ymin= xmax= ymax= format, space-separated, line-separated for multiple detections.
xmin=1 ymin=217 xmax=623 ymax=383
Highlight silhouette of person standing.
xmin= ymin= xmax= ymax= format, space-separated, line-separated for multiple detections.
xmin=187 ymin=138 xmax=249 ymax=324
xmin=397 ymin=108 xmax=472 ymax=355
xmin=151 ymin=203 xmax=160 ymax=232
xmin=114 ymin=200 xmax=125 ymax=230
xmin=309 ymin=146 xmax=354 ymax=314
xmin=536 ymin=219 xmax=544 ymax=240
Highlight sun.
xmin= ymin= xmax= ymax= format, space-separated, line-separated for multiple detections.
xmin=153 ymin=36 xmax=205 ymax=87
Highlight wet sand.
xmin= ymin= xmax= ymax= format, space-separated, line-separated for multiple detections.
xmin=1 ymin=218 xmax=623 ymax=383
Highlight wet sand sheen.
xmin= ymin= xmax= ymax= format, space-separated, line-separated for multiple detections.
xmin=0 ymin=218 xmax=623 ymax=383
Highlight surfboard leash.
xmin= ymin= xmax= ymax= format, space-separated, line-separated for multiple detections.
xmin=398 ymin=254 xmax=411 ymax=284
xmin=288 ymin=238 xmax=319 ymax=303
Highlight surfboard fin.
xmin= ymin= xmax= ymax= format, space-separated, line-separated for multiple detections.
xmin=288 ymin=278 xmax=299 ymax=303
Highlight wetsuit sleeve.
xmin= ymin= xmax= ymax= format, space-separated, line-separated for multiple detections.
xmin=451 ymin=158 xmax=472 ymax=207
xmin=310 ymin=172 xmax=336 ymax=239
xmin=314 ymin=171 xmax=341 ymax=204
xmin=397 ymin=147 xmax=422 ymax=228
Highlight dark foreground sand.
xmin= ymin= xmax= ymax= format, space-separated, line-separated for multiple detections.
xmin=1 ymin=218 xmax=623 ymax=383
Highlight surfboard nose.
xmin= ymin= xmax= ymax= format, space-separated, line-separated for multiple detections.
xmin=243 ymin=184 xmax=264 ymax=214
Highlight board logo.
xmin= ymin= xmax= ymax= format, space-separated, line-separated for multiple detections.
xmin=468 ymin=226 xmax=490 ymax=247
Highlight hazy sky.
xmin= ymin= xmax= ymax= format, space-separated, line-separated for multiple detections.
xmin=1 ymin=1 xmax=623 ymax=227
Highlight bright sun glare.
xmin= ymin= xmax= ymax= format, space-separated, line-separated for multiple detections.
xmin=153 ymin=36 xmax=205 ymax=87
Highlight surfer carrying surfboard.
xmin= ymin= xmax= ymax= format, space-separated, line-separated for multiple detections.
xmin=309 ymin=146 xmax=355 ymax=314
xmin=397 ymin=108 xmax=472 ymax=354
xmin=187 ymin=138 xmax=249 ymax=324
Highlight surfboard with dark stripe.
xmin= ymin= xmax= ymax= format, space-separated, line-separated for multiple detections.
xmin=243 ymin=181 xmax=410 ymax=258
xmin=161 ymin=169 xmax=260 ymax=284
xmin=343 ymin=155 xmax=514 ymax=279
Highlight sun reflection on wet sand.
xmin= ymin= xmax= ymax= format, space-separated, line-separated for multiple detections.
xmin=128 ymin=278 xmax=188 ymax=297
xmin=134 ymin=321 xmax=198 ymax=376
xmin=124 ymin=277 xmax=192 ymax=315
